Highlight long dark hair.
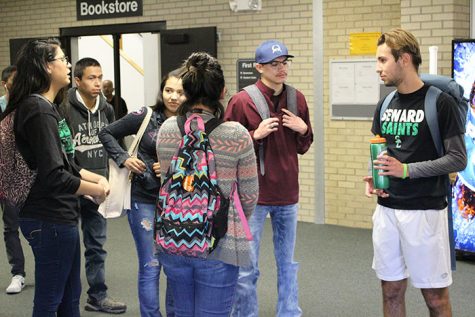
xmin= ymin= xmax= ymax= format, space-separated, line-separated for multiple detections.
xmin=3 ymin=38 xmax=60 ymax=118
xmin=177 ymin=52 xmax=225 ymax=120
xmin=152 ymin=68 xmax=183 ymax=112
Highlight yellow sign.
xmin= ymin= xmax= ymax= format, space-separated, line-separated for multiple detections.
xmin=349 ymin=32 xmax=381 ymax=56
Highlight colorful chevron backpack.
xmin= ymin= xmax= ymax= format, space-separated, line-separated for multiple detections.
xmin=155 ymin=114 xmax=229 ymax=258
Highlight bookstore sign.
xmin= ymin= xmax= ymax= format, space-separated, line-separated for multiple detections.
xmin=77 ymin=0 xmax=143 ymax=20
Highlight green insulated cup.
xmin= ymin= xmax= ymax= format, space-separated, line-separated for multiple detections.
xmin=370 ymin=135 xmax=389 ymax=190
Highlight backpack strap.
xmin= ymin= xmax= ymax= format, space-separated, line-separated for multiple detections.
xmin=128 ymin=107 xmax=152 ymax=157
xmin=424 ymin=86 xmax=443 ymax=157
xmin=243 ymin=84 xmax=270 ymax=176
xmin=286 ymin=85 xmax=298 ymax=115
xmin=204 ymin=118 xmax=222 ymax=135
xmin=243 ymin=84 xmax=269 ymax=120
xmin=380 ymin=90 xmax=397 ymax=124
xmin=177 ymin=115 xmax=222 ymax=137
xmin=231 ymin=182 xmax=252 ymax=241
xmin=177 ymin=115 xmax=186 ymax=136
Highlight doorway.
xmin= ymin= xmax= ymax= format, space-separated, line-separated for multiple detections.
xmin=71 ymin=33 xmax=159 ymax=113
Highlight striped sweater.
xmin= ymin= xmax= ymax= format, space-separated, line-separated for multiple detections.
xmin=156 ymin=112 xmax=258 ymax=267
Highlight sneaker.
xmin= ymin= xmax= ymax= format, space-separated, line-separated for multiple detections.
xmin=6 ymin=275 xmax=25 ymax=294
xmin=85 ymin=297 xmax=127 ymax=314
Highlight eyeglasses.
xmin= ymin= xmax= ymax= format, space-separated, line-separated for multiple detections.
xmin=264 ymin=59 xmax=292 ymax=68
xmin=53 ymin=56 xmax=69 ymax=64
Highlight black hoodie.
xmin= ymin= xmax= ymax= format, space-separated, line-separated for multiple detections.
xmin=15 ymin=95 xmax=82 ymax=224
xmin=59 ymin=88 xmax=115 ymax=177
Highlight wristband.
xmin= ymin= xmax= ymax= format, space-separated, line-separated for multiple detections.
xmin=402 ymin=163 xmax=408 ymax=179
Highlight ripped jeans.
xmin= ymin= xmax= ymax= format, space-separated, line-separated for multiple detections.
xmin=128 ymin=201 xmax=173 ymax=317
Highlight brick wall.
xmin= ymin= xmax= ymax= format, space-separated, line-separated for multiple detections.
xmin=0 ymin=0 xmax=316 ymax=222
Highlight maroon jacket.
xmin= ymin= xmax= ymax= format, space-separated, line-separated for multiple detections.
xmin=224 ymin=80 xmax=313 ymax=205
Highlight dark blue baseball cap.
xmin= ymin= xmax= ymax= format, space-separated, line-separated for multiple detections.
xmin=255 ymin=40 xmax=294 ymax=64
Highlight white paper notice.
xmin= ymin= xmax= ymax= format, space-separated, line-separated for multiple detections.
xmin=331 ymin=63 xmax=355 ymax=105
xmin=331 ymin=60 xmax=379 ymax=105
xmin=354 ymin=62 xmax=379 ymax=104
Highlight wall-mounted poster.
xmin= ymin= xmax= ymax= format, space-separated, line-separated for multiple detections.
xmin=452 ymin=39 xmax=475 ymax=254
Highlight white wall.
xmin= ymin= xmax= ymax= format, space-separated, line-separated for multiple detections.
xmin=143 ymin=33 xmax=160 ymax=107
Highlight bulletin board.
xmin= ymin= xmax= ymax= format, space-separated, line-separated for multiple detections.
xmin=330 ymin=59 xmax=393 ymax=120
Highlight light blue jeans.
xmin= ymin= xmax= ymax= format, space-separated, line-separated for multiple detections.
xmin=231 ymin=204 xmax=302 ymax=317
xmin=128 ymin=201 xmax=174 ymax=317
xmin=158 ymin=252 xmax=239 ymax=317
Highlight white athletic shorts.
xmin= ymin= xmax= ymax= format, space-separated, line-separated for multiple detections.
xmin=372 ymin=204 xmax=452 ymax=289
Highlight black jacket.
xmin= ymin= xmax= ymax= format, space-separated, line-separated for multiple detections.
xmin=15 ymin=95 xmax=82 ymax=224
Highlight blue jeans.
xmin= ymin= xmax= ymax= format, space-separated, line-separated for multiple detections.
xmin=158 ymin=252 xmax=239 ymax=317
xmin=19 ymin=218 xmax=81 ymax=317
xmin=231 ymin=204 xmax=302 ymax=317
xmin=80 ymin=197 xmax=108 ymax=301
xmin=128 ymin=201 xmax=173 ymax=317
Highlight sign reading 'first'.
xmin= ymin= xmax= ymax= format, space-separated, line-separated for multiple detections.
xmin=77 ymin=0 xmax=143 ymax=20
xmin=236 ymin=59 xmax=259 ymax=91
